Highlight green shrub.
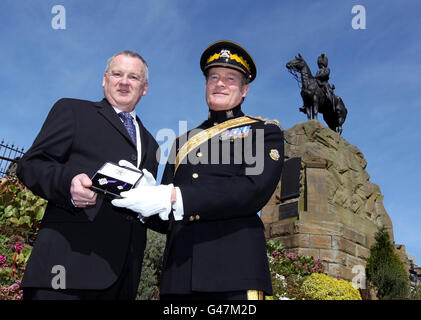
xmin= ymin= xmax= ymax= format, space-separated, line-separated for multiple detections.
xmin=301 ymin=273 xmax=362 ymax=300
xmin=0 ymin=177 xmax=47 ymax=300
xmin=0 ymin=177 xmax=47 ymax=243
xmin=137 ymin=229 xmax=166 ymax=300
xmin=366 ymin=227 xmax=409 ymax=299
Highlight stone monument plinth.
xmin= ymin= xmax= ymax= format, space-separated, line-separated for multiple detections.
xmin=262 ymin=120 xmax=399 ymax=282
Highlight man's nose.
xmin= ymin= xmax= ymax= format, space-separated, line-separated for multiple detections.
xmin=119 ymin=75 xmax=130 ymax=84
xmin=216 ymin=78 xmax=226 ymax=86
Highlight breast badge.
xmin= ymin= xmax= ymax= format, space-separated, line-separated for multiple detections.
xmin=269 ymin=149 xmax=280 ymax=161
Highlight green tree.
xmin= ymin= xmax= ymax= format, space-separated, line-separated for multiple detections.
xmin=366 ymin=227 xmax=409 ymax=299
xmin=137 ymin=230 xmax=166 ymax=300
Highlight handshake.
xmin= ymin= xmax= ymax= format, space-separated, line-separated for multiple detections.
xmin=111 ymin=160 xmax=175 ymax=221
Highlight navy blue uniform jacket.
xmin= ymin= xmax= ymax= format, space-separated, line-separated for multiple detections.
xmin=159 ymin=105 xmax=284 ymax=295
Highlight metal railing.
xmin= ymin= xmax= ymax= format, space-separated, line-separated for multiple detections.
xmin=0 ymin=140 xmax=25 ymax=178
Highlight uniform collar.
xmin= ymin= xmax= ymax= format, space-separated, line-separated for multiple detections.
xmin=207 ymin=104 xmax=244 ymax=124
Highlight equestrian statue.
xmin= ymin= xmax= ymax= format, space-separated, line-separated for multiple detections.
xmin=286 ymin=53 xmax=348 ymax=135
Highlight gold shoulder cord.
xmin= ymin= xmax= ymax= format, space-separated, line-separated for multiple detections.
xmin=174 ymin=116 xmax=258 ymax=175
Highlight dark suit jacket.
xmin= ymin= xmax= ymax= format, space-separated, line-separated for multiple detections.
xmin=17 ymin=98 xmax=159 ymax=290
xmin=159 ymin=105 xmax=284 ymax=296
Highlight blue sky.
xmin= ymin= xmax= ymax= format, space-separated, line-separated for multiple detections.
xmin=1 ymin=1 xmax=420 ymax=263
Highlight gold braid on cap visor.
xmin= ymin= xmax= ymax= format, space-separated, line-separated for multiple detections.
xmin=207 ymin=53 xmax=251 ymax=73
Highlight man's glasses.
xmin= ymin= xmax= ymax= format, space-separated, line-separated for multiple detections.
xmin=107 ymin=71 xmax=143 ymax=83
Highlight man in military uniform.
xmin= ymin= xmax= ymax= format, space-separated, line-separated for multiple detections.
xmin=113 ymin=40 xmax=284 ymax=300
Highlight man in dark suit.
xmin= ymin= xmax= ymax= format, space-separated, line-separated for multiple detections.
xmin=17 ymin=50 xmax=160 ymax=300
xmin=112 ymin=41 xmax=284 ymax=300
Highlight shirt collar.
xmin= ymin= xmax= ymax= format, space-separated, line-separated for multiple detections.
xmin=112 ymin=105 xmax=137 ymax=120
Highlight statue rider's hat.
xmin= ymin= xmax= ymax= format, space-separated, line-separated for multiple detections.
xmin=317 ymin=54 xmax=328 ymax=67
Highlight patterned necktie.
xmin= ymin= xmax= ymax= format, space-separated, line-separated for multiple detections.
xmin=119 ymin=112 xmax=137 ymax=147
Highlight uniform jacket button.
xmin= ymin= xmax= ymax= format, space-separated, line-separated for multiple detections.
xmin=189 ymin=216 xmax=195 ymax=222
xmin=192 ymin=173 xmax=199 ymax=179
xmin=131 ymin=154 xmax=137 ymax=161
xmin=195 ymin=215 xmax=200 ymax=221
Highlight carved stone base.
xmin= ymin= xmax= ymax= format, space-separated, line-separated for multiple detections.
xmin=262 ymin=120 xmax=407 ymax=287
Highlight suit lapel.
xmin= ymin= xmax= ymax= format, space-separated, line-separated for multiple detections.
xmin=94 ymin=99 xmax=136 ymax=149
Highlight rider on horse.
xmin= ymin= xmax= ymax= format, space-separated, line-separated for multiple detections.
xmin=286 ymin=53 xmax=348 ymax=135
xmin=315 ymin=54 xmax=335 ymax=111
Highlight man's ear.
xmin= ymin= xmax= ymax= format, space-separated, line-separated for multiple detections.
xmin=142 ymin=82 xmax=149 ymax=96
xmin=241 ymin=84 xmax=250 ymax=98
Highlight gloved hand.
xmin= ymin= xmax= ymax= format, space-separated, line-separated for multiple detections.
xmin=118 ymin=160 xmax=156 ymax=187
xmin=111 ymin=184 xmax=173 ymax=220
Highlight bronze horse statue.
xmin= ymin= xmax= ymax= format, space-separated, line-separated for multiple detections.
xmin=286 ymin=54 xmax=348 ymax=134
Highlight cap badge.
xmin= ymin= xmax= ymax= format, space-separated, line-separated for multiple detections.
xmin=220 ymin=49 xmax=231 ymax=59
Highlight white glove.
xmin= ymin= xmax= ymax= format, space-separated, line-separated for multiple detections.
xmin=118 ymin=160 xmax=156 ymax=187
xmin=111 ymin=184 xmax=173 ymax=220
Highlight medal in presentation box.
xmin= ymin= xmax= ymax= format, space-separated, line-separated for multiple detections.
xmin=90 ymin=162 xmax=143 ymax=199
